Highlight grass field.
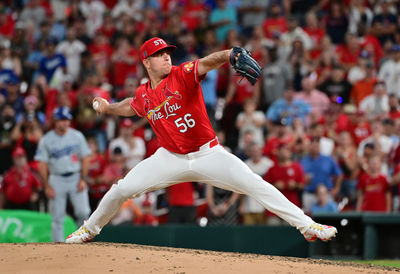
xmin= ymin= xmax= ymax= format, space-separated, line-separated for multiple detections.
xmin=352 ymin=260 xmax=400 ymax=268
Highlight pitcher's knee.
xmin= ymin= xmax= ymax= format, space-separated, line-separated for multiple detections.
xmin=108 ymin=182 xmax=134 ymax=201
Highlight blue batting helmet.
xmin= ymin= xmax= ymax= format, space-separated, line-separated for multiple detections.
xmin=53 ymin=106 xmax=72 ymax=120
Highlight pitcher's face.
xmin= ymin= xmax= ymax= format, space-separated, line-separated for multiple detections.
xmin=144 ymin=49 xmax=172 ymax=77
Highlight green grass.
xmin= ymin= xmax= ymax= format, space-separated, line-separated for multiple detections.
xmin=352 ymin=260 xmax=400 ymax=268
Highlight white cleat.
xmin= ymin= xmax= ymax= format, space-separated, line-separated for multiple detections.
xmin=303 ymin=223 xmax=338 ymax=242
xmin=65 ymin=222 xmax=95 ymax=243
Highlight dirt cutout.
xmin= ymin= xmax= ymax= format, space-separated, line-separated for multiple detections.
xmin=0 ymin=243 xmax=398 ymax=273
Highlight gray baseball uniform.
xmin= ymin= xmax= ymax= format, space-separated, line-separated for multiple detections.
xmin=35 ymin=128 xmax=92 ymax=242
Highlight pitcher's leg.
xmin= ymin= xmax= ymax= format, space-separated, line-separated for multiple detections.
xmin=85 ymin=148 xmax=189 ymax=234
xmin=194 ymin=147 xmax=313 ymax=232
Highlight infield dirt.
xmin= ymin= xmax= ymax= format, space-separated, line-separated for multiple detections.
xmin=0 ymin=242 xmax=398 ymax=273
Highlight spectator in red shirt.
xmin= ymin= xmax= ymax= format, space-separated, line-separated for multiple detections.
xmin=97 ymin=12 xmax=116 ymax=39
xmin=388 ymin=94 xmax=400 ymax=120
xmin=262 ymin=3 xmax=287 ymax=39
xmin=86 ymin=137 xmax=107 ymax=212
xmin=102 ymin=147 xmax=127 ymax=187
xmin=390 ymin=163 xmax=400 ymax=211
xmin=0 ymin=9 xmax=14 ymax=38
xmin=111 ymin=37 xmax=139 ymax=89
xmin=87 ymin=31 xmax=112 ymax=80
xmin=0 ymin=147 xmax=41 ymax=210
xmin=181 ymin=0 xmax=207 ymax=31
xmin=304 ymin=11 xmax=325 ymax=60
xmin=265 ymin=142 xmax=305 ymax=208
xmin=134 ymin=199 xmax=159 ymax=226
xmin=336 ymin=33 xmax=360 ymax=70
xmin=263 ymin=119 xmax=294 ymax=162
xmin=356 ymin=156 xmax=391 ymax=212
xmin=347 ymin=108 xmax=371 ymax=146
xmin=264 ymin=141 xmax=305 ymax=225
xmin=167 ymin=182 xmax=196 ymax=224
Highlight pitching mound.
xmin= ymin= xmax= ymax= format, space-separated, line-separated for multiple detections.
xmin=0 ymin=243 xmax=398 ymax=273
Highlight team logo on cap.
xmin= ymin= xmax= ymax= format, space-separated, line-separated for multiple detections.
xmin=143 ymin=51 xmax=147 ymax=58
xmin=183 ymin=62 xmax=194 ymax=73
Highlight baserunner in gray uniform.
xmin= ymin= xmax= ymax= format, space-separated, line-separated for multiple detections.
xmin=35 ymin=107 xmax=92 ymax=242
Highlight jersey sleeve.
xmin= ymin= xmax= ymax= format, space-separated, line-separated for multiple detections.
xmin=34 ymin=137 xmax=49 ymax=162
xmin=129 ymin=88 xmax=145 ymax=117
xmin=178 ymin=60 xmax=206 ymax=88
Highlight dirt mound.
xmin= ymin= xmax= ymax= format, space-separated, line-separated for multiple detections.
xmin=0 ymin=243 xmax=398 ymax=273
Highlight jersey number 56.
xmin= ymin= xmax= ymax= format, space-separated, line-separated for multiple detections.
xmin=175 ymin=113 xmax=196 ymax=133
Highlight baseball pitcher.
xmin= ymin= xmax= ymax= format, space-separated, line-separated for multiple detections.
xmin=66 ymin=37 xmax=337 ymax=243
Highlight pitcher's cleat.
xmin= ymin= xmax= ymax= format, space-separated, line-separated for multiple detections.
xmin=303 ymin=223 xmax=337 ymax=242
xmin=65 ymin=222 xmax=95 ymax=243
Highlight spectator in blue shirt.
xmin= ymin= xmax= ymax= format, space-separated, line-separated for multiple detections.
xmin=266 ymin=87 xmax=311 ymax=127
xmin=311 ymin=184 xmax=338 ymax=214
xmin=2 ymin=77 xmax=24 ymax=116
xmin=38 ymin=38 xmax=67 ymax=84
xmin=301 ymin=136 xmax=343 ymax=213
xmin=0 ymin=69 xmax=19 ymax=88
xmin=201 ymin=68 xmax=218 ymax=128
xmin=209 ymin=0 xmax=238 ymax=42
xmin=26 ymin=40 xmax=46 ymax=84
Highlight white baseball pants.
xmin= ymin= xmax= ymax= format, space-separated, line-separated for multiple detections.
xmin=86 ymin=144 xmax=313 ymax=234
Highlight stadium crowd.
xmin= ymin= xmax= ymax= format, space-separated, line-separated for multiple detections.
xmin=1 ymin=0 xmax=400 ymax=226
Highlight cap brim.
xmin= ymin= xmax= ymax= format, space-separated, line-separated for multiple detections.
xmin=149 ymin=45 xmax=176 ymax=58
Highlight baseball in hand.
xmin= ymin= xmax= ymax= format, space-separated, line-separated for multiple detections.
xmin=93 ymin=101 xmax=100 ymax=111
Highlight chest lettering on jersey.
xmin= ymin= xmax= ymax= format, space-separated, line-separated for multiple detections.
xmin=49 ymin=144 xmax=80 ymax=159
xmin=165 ymin=101 xmax=182 ymax=119
xmin=146 ymin=89 xmax=182 ymax=123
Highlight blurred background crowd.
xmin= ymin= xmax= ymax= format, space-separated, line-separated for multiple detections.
xmin=1 ymin=0 xmax=400 ymax=227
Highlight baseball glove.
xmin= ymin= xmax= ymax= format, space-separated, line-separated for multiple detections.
xmin=229 ymin=47 xmax=262 ymax=85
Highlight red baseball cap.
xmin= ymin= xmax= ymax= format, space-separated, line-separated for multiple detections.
xmin=120 ymin=118 xmax=134 ymax=128
xmin=13 ymin=147 xmax=26 ymax=158
xmin=140 ymin=37 xmax=176 ymax=61
xmin=142 ymin=199 xmax=152 ymax=207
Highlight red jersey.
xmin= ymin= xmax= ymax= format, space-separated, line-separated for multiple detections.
xmin=88 ymin=154 xmax=108 ymax=199
xmin=112 ymin=48 xmax=139 ymax=87
xmin=232 ymin=75 xmax=255 ymax=104
xmin=130 ymin=60 xmax=216 ymax=154
xmin=264 ymin=162 xmax=305 ymax=207
xmin=1 ymin=166 xmax=41 ymax=204
xmin=168 ymin=182 xmax=194 ymax=206
xmin=262 ymin=17 xmax=288 ymax=39
xmin=394 ymin=164 xmax=400 ymax=210
xmin=350 ymin=122 xmax=371 ymax=146
xmin=304 ymin=27 xmax=325 ymax=59
xmin=357 ymin=173 xmax=388 ymax=212
xmin=336 ymin=45 xmax=360 ymax=67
